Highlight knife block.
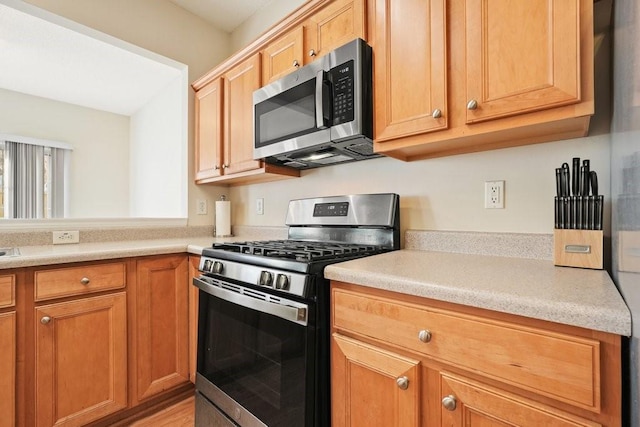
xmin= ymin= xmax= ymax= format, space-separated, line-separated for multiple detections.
xmin=553 ymin=229 xmax=603 ymax=269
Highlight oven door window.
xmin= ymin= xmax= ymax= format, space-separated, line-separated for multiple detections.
xmin=198 ymin=289 xmax=314 ymax=427
xmin=254 ymin=79 xmax=318 ymax=148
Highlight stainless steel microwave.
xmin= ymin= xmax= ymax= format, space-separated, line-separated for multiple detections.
xmin=253 ymin=38 xmax=377 ymax=169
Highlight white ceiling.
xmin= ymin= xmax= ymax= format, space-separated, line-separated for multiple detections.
xmin=0 ymin=1 xmax=184 ymax=116
xmin=0 ymin=0 xmax=272 ymax=116
xmin=169 ymin=0 xmax=271 ymax=33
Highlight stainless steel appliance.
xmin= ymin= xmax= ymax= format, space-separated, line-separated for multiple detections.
xmin=253 ymin=38 xmax=376 ymax=169
xmin=194 ymin=193 xmax=400 ymax=427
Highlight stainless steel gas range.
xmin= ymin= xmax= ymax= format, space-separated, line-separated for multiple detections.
xmin=193 ymin=193 xmax=400 ymax=427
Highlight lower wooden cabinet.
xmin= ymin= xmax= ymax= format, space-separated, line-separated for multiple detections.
xmin=332 ymin=333 xmax=420 ymax=426
xmin=331 ymin=281 xmax=622 ymax=427
xmin=34 ymin=292 xmax=127 ymax=427
xmin=439 ymin=373 xmax=597 ymax=427
xmin=0 ymin=311 xmax=16 ymax=427
xmin=130 ymin=254 xmax=189 ymax=403
xmin=188 ymin=256 xmax=200 ymax=384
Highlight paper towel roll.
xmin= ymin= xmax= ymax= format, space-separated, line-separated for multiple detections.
xmin=215 ymin=200 xmax=231 ymax=237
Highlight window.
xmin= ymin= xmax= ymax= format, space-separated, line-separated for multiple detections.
xmin=0 ymin=136 xmax=72 ymax=219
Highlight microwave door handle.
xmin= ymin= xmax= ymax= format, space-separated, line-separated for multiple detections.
xmin=315 ymin=70 xmax=330 ymax=129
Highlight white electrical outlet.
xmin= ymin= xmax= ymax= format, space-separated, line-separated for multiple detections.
xmin=256 ymin=198 xmax=264 ymax=215
xmin=197 ymin=199 xmax=207 ymax=215
xmin=52 ymin=230 xmax=80 ymax=245
xmin=484 ymin=180 xmax=505 ymax=209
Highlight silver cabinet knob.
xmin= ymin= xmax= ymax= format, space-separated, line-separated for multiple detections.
xmin=214 ymin=165 xmax=220 ymax=170
xmin=467 ymin=99 xmax=478 ymax=110
xmin=418 ymin=329 xmax=432 ymax=343
xmin=396 ymin=376 xmax=409 ymax=390
xmin=432 ymin=108 xmax=442 ymax=119
xmin=293 ymin=60 xmax=300 ymax=68
xmin=442 ymin=395 xmax=457 ymax=411
xmin=80 ymin=277 xmax=90 ymax=285
xmin=41 ymin=316 xmax=51 ymax=325
xmin=309 ymin=49 xmax=317 ymax=57
xmin=222 ymin=164 xmax=229 ymax=169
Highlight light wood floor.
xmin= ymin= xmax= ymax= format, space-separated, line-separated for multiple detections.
xmin=131 ymin=396 xmax=195 ymax=427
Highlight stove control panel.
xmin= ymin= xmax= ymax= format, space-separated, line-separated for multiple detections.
xmin=198 ymin=257 xmax=308 ymax=298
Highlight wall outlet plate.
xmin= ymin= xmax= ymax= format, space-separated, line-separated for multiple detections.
xmin=256 ymin=198 xmax=264 ymax=215
xmin=53 ymin=230 xmax=80 ymax=244
xmin=197 ymin=199 xmax=207 ymax=215
xmin=485 ymin=180 xmax=505 ymax=209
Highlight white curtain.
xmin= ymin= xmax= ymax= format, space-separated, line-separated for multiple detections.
xmin=3 ymin=140 xmax=69 ymax=219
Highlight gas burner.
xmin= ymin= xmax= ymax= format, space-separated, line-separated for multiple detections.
xmin=211 ymin=240 xmax=382 ymax=262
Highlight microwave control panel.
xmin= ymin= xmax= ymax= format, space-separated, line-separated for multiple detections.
xmin=330 ymin=60 xmax=355 ymax=125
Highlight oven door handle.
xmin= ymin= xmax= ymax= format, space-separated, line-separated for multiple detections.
xmin=193 ymin=277 xmax=308 ymax=326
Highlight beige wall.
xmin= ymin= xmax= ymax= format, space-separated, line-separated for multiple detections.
xmin=230 ymin=0 xmax=308 ymax=51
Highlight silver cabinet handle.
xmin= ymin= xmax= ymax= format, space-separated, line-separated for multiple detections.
xmin=80 ymin=277 xmax=90 ymax=285
xmin=293 ymin=60 xmax=300 ymax=68
xmin=432 ymin=108 xmax=442 ymax=119
xmin=396 ymin=376 xmax=409 ymax=390
xmin=442 ymin=395 xmax=457 ymax=411
xmin=418 ymin=329 xmax=432 ymax=343
xmin=467 ymin=99 xmax=478 ymax=110
xmin=309 ymin=49 xmax=316 ymax=57
xmin=41 ymin=316 xmax=51 ymax=325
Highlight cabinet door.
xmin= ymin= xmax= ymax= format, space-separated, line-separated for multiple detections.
xmin=35 ymin=293 xmax=127 ymax=427
xmin=440 ymin=373 xmax=598 ymax=427
xmin=0 ymin=312 xmax=15 ymax=427
xmin=195 ymin=78 xmax=223 ymax=181
xmin=372 ymin=0 xmax=447 ymax=143
xmin=223 ymin=54 xmax=262 ymax=175
xmin=305 ymin=0 xmax=365 ymax=60
xmin=332 ymin=333 xmax=420 ymax=427
xmin=188 ymin=256 xmax=200 ymax=384
xmin=134 ymin=255 xmax=189 ymax=402
xmin=465 ymin=0 xmax=581 ymax=123
xmin=262 ymin=26 xmax=304 ymax=85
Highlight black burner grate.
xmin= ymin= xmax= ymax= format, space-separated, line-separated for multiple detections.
xmin=211 ymin=240 xmax=382 ymax=263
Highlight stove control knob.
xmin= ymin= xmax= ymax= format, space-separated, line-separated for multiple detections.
xmin=212 ymin=261 xmax=224 ymax=274
xmin=275 ymin=274 xmax=289 ymax=290
xmin=259 ymin=271 xmax=273 ymax=287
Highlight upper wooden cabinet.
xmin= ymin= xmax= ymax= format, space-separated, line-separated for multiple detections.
xmin=193 ymin=54 xmax=300 ymax=185
xmin=305 ymin=0 xmax=366 ymax=60
xmin=194 ymin=78 xmax=223 ymax=181
xmin=371 ymin=0 xmax=447 ymax=142
xmin=464 ymin=0 xmax=581 ymax=123
xmin=261 ymin=0 xmax=366 ymax=85
xmin=262 ymin=26 xmax=305 ymax=85
xmin=371 ymin=0 xmax=594 ymax=161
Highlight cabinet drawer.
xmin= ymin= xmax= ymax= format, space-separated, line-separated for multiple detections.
xmin=35 ymin=262 xmax=126 ymax=301
xmin=332 ymin=288 xmax=600 ymax=412
xmin=0 ymin=275 xmax=15 ymax=308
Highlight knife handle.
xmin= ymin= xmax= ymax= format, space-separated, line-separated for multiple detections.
xmin=576 ymin=196 xmax=583 ymax=230
xmin=582 ymin=160 xmax=590 ymax=196
xmin=595 ymin=195 xmax=603 ymax=230
xmin=555 ymin=168 xmax=562 ymax=197
xmin=590 ymin=171 xmax=598 ymax=196
xmin=554 ymin=197 xmax=560 ymax=229
xmin=572 ymin=157 xmax=580 ymax=196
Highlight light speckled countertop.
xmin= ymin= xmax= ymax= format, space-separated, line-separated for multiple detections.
xmin=325 ymin=250 xmax=632 ymax=336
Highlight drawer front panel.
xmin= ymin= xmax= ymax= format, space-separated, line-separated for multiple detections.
xmin=332 ymin=288 xmax=600 ymax=411
xmin=35 ymin=262 xmax=126 ymax=301
xmin=0 ymin=275 xmax=15 ymax=308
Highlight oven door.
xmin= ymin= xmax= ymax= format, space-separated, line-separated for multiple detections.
xmin=194 ymin=276 xmax=316 ymax=427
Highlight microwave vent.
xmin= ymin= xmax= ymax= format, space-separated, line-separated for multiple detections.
xmin=345 ymin=142 xmax=375 ymax=156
